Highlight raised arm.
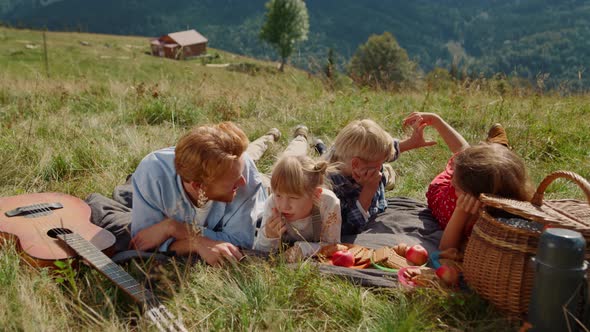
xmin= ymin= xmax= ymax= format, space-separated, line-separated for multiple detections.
xmin=403 ymin=112 xmax=469 ymax=154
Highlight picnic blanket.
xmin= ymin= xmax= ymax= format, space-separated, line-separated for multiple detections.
xmin=342 ymin=197 xmax=442 ymax=254
xmin=87 ymin=183 xmax=443 ymax=287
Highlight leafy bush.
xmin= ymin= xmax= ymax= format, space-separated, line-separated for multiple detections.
xmin=348 ymin=32 xmax=419 ymax=90
xmin=425 ymin=67 xmax=455 ymax=91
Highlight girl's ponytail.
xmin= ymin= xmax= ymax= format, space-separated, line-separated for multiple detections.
xmin=271 ymin=155 xmax=332 ymax=197
xmin=313 ymin=160 xmax=329 ymax=174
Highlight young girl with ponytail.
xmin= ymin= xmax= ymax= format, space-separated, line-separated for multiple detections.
xmin=254 ymin=155 xmax=342 ymax=260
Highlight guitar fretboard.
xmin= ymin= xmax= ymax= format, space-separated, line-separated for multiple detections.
xmin=55 ymin=232 xmax=188 ymax=332
xmin=56 ymin=232 xmax=159 ymax=307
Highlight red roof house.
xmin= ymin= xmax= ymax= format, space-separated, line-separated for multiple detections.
xmin=150 ymin=29 xmax=208 ymax=60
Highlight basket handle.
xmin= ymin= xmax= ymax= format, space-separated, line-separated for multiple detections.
xmin=531 ymin=171 xmax=590 ymax=206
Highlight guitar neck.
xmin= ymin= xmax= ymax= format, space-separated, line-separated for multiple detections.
xmin=56 ymin=232 xmax=159 ymax=307
xmin=56 ymin=233 xmax=188 ymax=332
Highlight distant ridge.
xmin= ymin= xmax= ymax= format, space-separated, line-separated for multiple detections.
xmin=3 ymin=0 xmax=589 ymax=90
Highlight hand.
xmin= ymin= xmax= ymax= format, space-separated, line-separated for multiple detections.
xmin=129 ymin=219 xmax=176 ymax=251
xmin=352 ymin=165 xmax=382 ymax=189
xmin=264 ymin=208 xmax=287 ymax=239
xmin=195 ymin=237 xmax=243 ymax=266
xmin=456 ymin=193 xmax=482 ymax=215
xmin=401 ymin=112 xmax=438 ymax=151
xmin=402 ymin=112 xmax=439 ymax=128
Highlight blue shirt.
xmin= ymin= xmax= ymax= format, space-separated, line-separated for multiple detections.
xmin=130 ymin=147 xmax=266 ymax=251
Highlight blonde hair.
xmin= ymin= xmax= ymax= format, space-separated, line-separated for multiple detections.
xmin=271 ymin=155 xmax=330 ymax=198
xmin=175 ymin=122 xmax=248 ymax=184
xmin=454 ymin=144 xmax=533 ymax=201
xmin=329 ymin=119 xmax=394 ymax=163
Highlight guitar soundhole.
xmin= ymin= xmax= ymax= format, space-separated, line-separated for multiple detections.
xmin=47 ymin=228 xmax=73 ymax=238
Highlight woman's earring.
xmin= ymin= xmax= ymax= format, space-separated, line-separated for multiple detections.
xmin=196 ymin=186 xmax=209 ymax=208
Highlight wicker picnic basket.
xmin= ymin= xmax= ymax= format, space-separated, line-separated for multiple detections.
xmin=463 ymin=170 xmax=590 ymax=317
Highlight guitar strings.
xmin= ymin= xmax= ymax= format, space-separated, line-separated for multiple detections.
xmin=36 ymin=198 xmax=188 ymax=332
xmin=26 ymin=198 xmax=66 ymax=263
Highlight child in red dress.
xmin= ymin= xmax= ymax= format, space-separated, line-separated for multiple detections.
xmin=403 ymin=112 xmax=534 ymax=250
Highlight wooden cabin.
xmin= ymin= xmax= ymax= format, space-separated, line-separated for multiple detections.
xmin=150 ymin=29 xmax=208 ymax=60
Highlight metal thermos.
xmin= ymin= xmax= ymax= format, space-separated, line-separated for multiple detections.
xmin=528 ymin=228 xmax=588 ymax=331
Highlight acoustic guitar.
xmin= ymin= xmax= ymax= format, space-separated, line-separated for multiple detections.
xmin=0 ymin=192 xmax=187 ymax=332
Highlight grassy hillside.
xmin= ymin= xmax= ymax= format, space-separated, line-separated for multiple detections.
xmin=3 ymin=0 xmax=590 ymax=89
xmin=1 ymin=27 xmax=589 ymax=330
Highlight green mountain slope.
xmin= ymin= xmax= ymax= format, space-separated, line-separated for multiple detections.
xmin=2 ymin=0 xmax=590 ymax=89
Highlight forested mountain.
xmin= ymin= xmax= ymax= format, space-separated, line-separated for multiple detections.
xmin=2 ymin=0 xmax=589 ymax=89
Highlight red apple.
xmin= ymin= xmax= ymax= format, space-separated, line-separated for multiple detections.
xmin=435 ymin=265 xmax=460 ymax=286
xmin=331 ymin=250 xmax=355 ymax=267
xmin=405 ymin=245 xmax=429 ymax=266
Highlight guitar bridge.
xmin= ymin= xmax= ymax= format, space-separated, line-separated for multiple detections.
xmin=4 ymin=202 xmax=64 ymax=218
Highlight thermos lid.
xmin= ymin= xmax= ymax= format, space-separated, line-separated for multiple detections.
xmin=536 ymin=228 xmax=586 ymax=269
